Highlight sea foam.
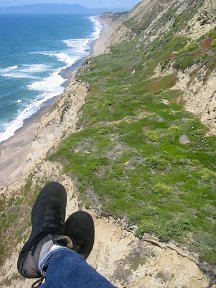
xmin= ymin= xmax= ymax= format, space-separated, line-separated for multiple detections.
xmin=0 ymin=68 xmax=65 ymax=142
xmin=0 ymin=16 xmax=103 ymax=143
xmin=36 ymin=51 xmax=79 ymax=67
xmin=28 ymin=70 xmax=65 ymax=94
xmin=0 ymin=64 xmax=50 ymax=79
xmin=89 ymin=16 xmax=103 ymax=40
xmin=0 ymin=71 xmax=65 ymax=143
xmin=0 ymin=91 xmax=62 ymax=143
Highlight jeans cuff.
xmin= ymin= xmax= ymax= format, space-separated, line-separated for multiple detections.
xmin=39 ymin=247 xmax=70 ymax=276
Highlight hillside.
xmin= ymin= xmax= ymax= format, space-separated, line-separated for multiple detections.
xmin=112 ymin=0 xmax=216 ymax=132
xmin=0 ymin=0 xmax=216 ymax=287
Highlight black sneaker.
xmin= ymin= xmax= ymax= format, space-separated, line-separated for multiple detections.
xmin=17 ymin=182 xmax=67 ymax=278
xmin=65 ymin=211 xmax=95 ymax=259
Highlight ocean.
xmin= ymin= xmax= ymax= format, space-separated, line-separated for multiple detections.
xmin=0 ymin=14 xmax=102 ymax=143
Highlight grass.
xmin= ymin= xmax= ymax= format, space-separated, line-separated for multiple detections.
xmin=50 ymin=22 xmax=216 ymax=268
xmin=124 ymin=0 xmax=205 ymax=35
xmin=0 ymin=1 xmax=214 ymax=284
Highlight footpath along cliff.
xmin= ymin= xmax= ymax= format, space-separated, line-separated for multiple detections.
xmin=0 ymin=0 xmax=216 ymax=287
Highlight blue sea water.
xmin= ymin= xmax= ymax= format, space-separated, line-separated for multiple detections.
xmin=0 ymin=14 xmax=102 ymax=142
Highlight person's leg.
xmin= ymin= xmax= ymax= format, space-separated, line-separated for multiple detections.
xmin=39 ymin=249 xmax=115 ymax=288
xmin=38 ymin=211 xmax=115 ymax=287
xmin=17 ymin=182 xmax=68 ymax=278
xmin=17 ymin=182 xmax=115 ymax=287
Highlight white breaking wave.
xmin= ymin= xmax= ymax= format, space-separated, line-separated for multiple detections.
xmin=28 ymin=70 xmax=65 ymax=93
xmin=55 ymin=53 xmax=79 ymax=66
xmin=0 ymin=97 xmax=52 ymax=143
xmin=89 ymin=16 xmax=103 ymax=40
xmin=0 ymin=17 xmax=103 ymax=143
xmin=0 ymin=104 xmax=40 ymax=142
xmin=37 ymin=38 xmax=90 ymax=67
xmin=0 ymin=66 xmax=18 ymax=72
xmin=0 ymin=70 xmax=65 ymax=143
xmin=36 ymin=51 xmax=80 ymax=67
xmin=15 ymin=99 xmax=22 ymax=103
xmin=62 ymin=38 xmax=90 ymax=65
xmin=20 ymin=64 xmax=51 ymax=73
xmin=32 ymin=17 xmax=103 ymax=70
xmin=0 ymin=72 xmax=39 ymax=79
xmin=0 ymin=64 xmax=51 ymax=79
xmin=63 ymin=38 xmax=90 ymax=55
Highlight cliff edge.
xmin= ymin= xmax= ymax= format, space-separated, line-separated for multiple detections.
xmin=0 ymin=1 xmax=215 ymax=287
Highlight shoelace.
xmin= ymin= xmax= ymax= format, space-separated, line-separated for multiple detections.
xmin=31 ymin=277 xmax=44 ymax=288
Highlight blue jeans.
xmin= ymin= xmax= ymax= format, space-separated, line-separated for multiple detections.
xmin=40 ymin=248 xmax=115 ymax=288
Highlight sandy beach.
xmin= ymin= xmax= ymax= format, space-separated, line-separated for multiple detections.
xmin=0 ymin=15 xmax=114 ymax=188
xmin=0 ymin=112 xmax=43 ymax=187
xmin=92 ymin=15 xmax=115 ymax=56
xmin=0 ymin=3 xmax=214 ymax=287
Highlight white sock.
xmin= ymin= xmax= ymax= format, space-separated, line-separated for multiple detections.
xmin=38 ymin=241 xmax=63 ymax=271
xmin=38 ymin=236 xmax=73 ymax=272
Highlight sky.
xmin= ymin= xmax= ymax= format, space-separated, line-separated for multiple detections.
xmin=0 ymin=0 xmax=142 ymax=9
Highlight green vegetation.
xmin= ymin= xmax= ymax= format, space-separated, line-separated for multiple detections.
xmin=211 ymin=39 xmax=216 ymax=48
xmin=174 ymin=55 xmax=195 ymax=69
xmin=173 ymin=28 xmax=216 ymax=71
xmin=50 ymin=23 xmax=216 ymax=265
xmin=1 ymin=0 xmax=215 ymax=273
xmin=124 ymin=0 xmax=205 ymax=35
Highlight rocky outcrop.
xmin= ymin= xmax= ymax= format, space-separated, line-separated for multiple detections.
xmin=122 ymin=0 xmax=216 ymax=134
xmin=0 ymin=1 xmax=215 ymax=287
xmin=110 ymin=23 xmax=135 ymax=46
xmin=174 ymin=66 xmax=216 ymax=135
xmin=183 ymin=0 xmax=216 ymax=40
xmin=12 ymin=79 xmax=89 ymax=182
xmin=115 ymin=0 xmax=216 ymax=49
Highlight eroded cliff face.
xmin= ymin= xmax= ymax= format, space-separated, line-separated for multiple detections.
xmin=12 ymin=79 xmax=89 ymax=182
xmin=0 ymin=80 xmax=214 ymax=288
xmin=0 ymin=161 xmax=210 ymax=288
xmin=0 ymin=1 xmax=215 ymax=287
xmin=0 ymin=70 xmax=213 ymax=288
xmin=112 ymin=0 xmax=216 ymax=43
xmin=110 ymin=0 xmax=216 ymax=134
xmin=173 ymin=67 xmax=216 ymax=135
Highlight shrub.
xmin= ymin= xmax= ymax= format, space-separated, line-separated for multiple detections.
xmin=186 ymin=42 xmax=198 ymax=51
xmin=145 ymin=157 xmax=170 ymax=170
xmin=199 ymin=168 xmax=216 ymax=181
xmin=174 ymin=55 xmax=194 ymax=69
xmin=153 ymin=183 xmax=173 ymax=196
xmin=161 ymin=59 xmax=170 ymax=71
xmin=159 ymin=218 xmax=192 ymax=242
xmin=144 ymin=130 xmax=161 ymax=142
xmin=211 ymin=39 xmax=216 ymax=47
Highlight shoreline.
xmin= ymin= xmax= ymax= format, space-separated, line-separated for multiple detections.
xmin=0 ymin=15 xmax=114 ymax=188
xmin=92 ymin=15 xmax=114 ymax=56
xmin=0 ymin=93 xmax=64 ymax=187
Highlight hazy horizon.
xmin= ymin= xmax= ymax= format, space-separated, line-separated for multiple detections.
xmin=0 ymin=0 xmax=141 ymax=9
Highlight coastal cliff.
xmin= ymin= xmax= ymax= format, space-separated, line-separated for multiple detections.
xmin=0 ymin=0 xmax=216 ymax=287
xmin=111 ymin=0 xmax=216 ymax=134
